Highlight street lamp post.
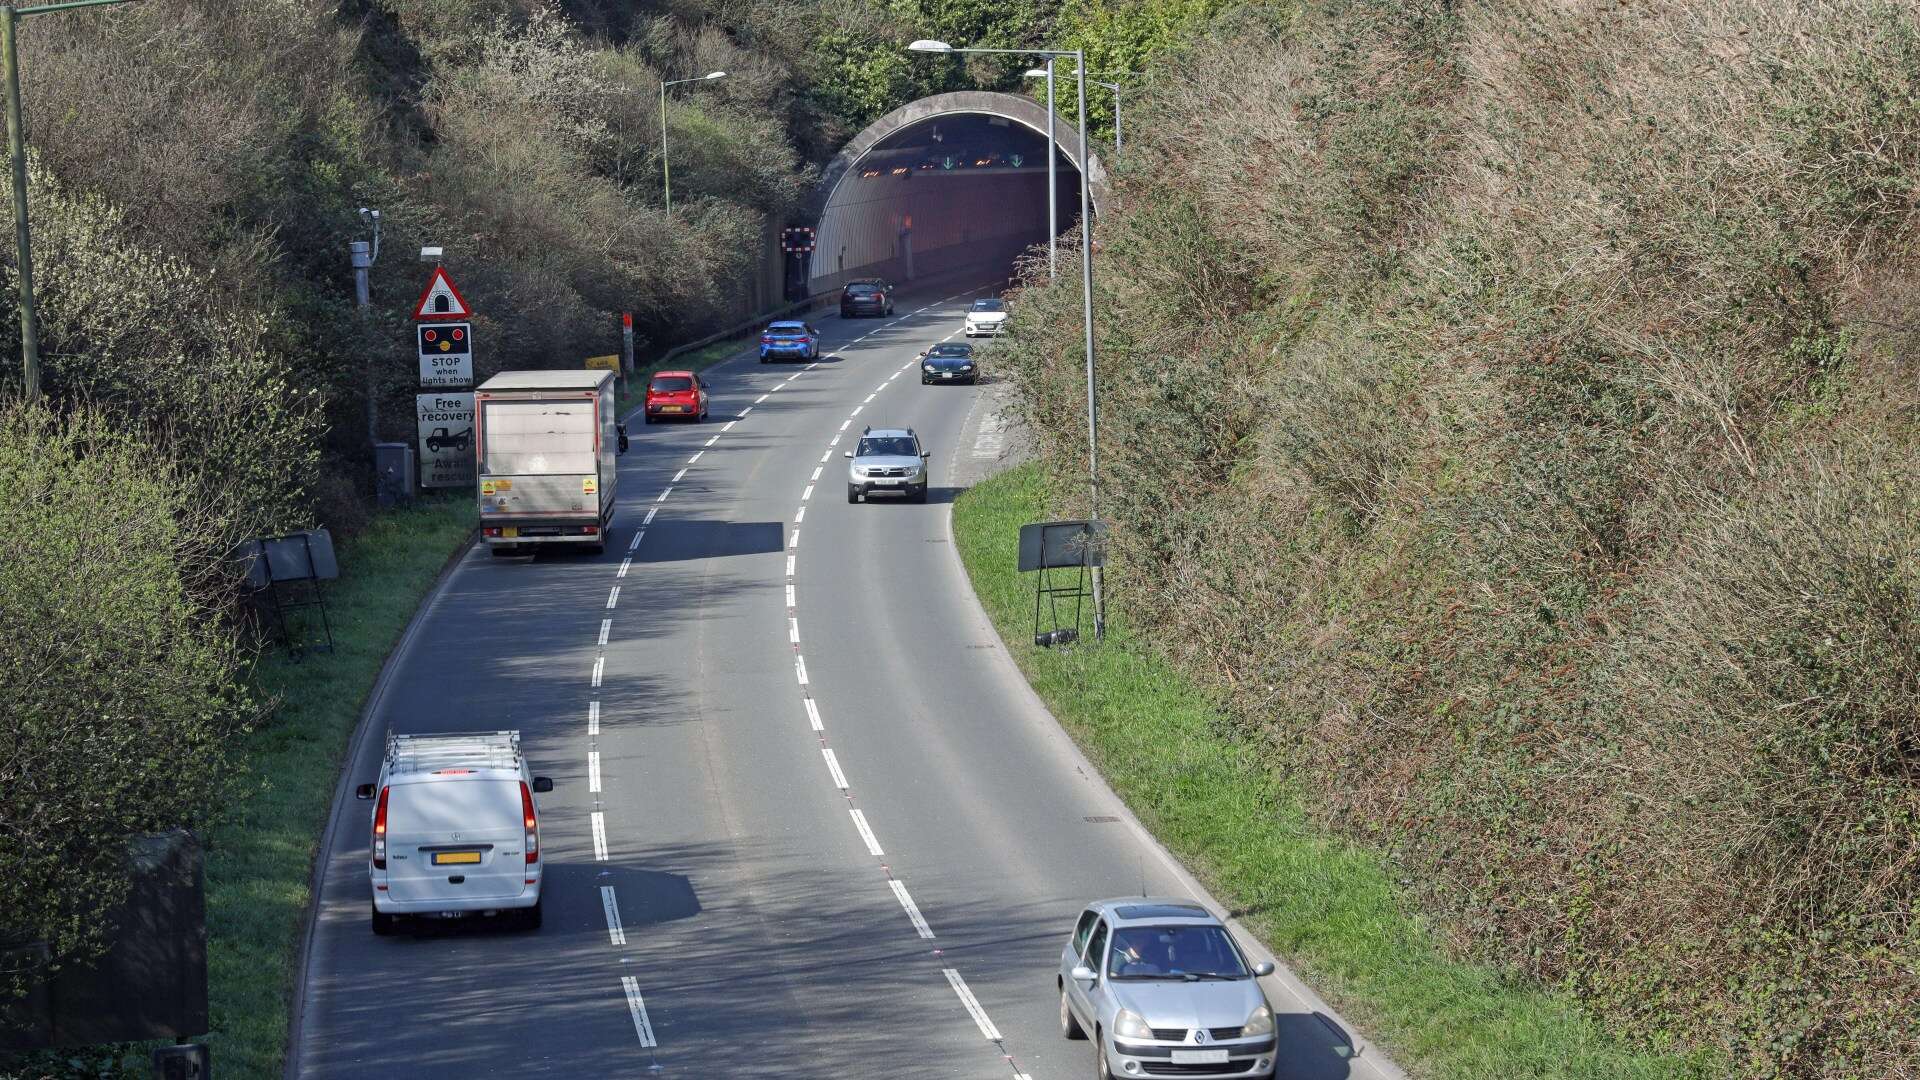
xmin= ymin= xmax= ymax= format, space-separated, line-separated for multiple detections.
xmin=659 ymin=70 xmax=726 ymax=217
xmin=4 ymin=0 xmax=143 ymax=403
xmin=352 ymin=207 xmax=381 ymax=448
xmin=913 ymin=38 xmax=1105 ymax=641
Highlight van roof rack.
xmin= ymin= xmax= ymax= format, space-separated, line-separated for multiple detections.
xmin=384 ymin=730 xmax=521 ymax=774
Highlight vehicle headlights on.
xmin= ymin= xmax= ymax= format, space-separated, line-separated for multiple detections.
xmin=1113 ymin=1009 xmax=1153 ymax=1041
xmin=1242 ymin=1003 xmax=1275 ymax=1037
xmin=923 ymin=363 xmax=938 ymax=372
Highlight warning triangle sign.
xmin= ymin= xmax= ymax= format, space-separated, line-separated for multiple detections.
xmin=412 ymin=267 xmax=472 ymax=321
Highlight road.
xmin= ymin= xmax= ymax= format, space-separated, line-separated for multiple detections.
xmin=290 ymin=274 xmax=1397 ymax=1079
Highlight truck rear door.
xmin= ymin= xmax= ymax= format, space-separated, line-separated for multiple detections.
xmin=479 ymin=397 xmax=599 ymax=520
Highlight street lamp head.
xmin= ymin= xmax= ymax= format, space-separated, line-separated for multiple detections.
xmin=704 ymin=70 xmax=727 ymax=79
xmin=420 ymin=245 xmax=444 ymax=262
xmin=1022 ymin=68 xmax=1049 ymax=78
xmin=907 ymin=39 xmax=953 ymax=53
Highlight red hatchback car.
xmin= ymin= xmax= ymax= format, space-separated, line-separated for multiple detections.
xmin=644 ymin=370 xmax=709 ymax=423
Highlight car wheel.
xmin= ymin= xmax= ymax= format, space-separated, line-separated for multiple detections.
xmin=584 ymin=541 xmax=605 ymax=556
xmin=847 ymin=484 xmax=860 ymax=504
xmin=1094 ymin=1029 xmax=1112 ymax=1080
xmin=371 ymin=899 xmax=395 ymax=937
xmin=520 ymin=899 xmax=543 ymax=932
xmin=913 ymin=487 xmax=928 ymax=504
xmin=1060 ymin=988 xmax=1086 ymax=1040
xmin=692 ymin=410 xmax=703 ymax=424
xmin=643 ymin=412 xmax=655 ymax=424
xmin=921 ymin=376 xmax=930 ymax=385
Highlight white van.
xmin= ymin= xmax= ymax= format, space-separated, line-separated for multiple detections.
xmin=354 ymin=731 xmax=553 ymax=934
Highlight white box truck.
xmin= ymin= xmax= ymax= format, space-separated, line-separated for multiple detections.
xmin=475 ymin=370 xmax=622 ymax=555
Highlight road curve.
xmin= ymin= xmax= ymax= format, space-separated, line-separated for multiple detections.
xmin=289 ymin=272 xmax=1399 ymax=1080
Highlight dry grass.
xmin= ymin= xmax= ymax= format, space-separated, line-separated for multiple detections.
xmin=996 ymin=1 xmax=1920 ymax=1074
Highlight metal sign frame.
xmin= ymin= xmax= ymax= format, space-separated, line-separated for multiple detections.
xmin=1018 ymin=520 xmax=1107 ymax=647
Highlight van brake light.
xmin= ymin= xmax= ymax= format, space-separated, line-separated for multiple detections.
xmin=520 ymin=781 xmax=539 ymax=864
xmin=372 ymin=786 xmax=390 ymax=869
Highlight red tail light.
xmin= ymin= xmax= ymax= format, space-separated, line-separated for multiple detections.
xmin=520 ymin=781 xmax=539 ymax=865
xmin=372 ymin=786 xmax=390 ymax=869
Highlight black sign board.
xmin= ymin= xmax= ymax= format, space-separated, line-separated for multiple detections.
xmin=1018 ymin=520 xmax=1107 ymax=572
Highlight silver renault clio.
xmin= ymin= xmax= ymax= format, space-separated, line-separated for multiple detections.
xmin=1059 ymin=899 xmax=1280 ymax=1079
xmin=844 ymin=426 xmax=930 ymax=503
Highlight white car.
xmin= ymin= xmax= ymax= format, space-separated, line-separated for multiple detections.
xmin=356 ymin=730 xmax=553 ymax=934
xmin=964 ymin=297 xmax=1008 ymax=337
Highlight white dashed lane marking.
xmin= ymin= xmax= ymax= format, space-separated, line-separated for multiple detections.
xmin=821 ymin=747 xmax=848 ymax=789
xmin=588 ymin=751 xmax=602 ymax=794
xmin=591 ymin=812 xmax=609 ymax=860
xmin=944 ymin=970 xmax=1003 ymax=1041
xmin=891 ymin=881 xmax=935 ymax=939
xmin=851 ymin=809 xmax=883 ymax=856
xmin=601 ymin=885 xmax=625 ymax=945
xmin=621 ymin=977 xmax=657 ymax=1048
xmin=598 ymin=618 xmax=611 ymax=645
xmin=588 ymin=700 xmax=600 ymax=736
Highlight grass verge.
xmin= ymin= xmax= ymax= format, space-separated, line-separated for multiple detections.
xmin=951 ymin=462 xmax=1715 ymax=1080
xmin=203 ymin=497 xmax=472 ymax=1078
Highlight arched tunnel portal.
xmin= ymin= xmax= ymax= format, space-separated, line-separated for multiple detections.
xmin=798 ymin=91 xmax=1108 ymax=296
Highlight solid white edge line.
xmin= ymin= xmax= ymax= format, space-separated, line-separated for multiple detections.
xmin=601 ymin=885 xmax=625 ymax=946
xmin=588 ymin=700 xmax=600 ymax=736
xmin=589 ymin=750 xmax=602 ymax=793
xmin=851 ymin=809 xmax=883 ymax=857
xmin=821 ymin=747 xmax=848 ymax=789
xmin=891 ymin=880 xmax=935 ymax=938
xmin=591 ymin=811 xmax=608 ymax=860
xmin=943 ymin=969 xmax=1002 ymax=1041
xmin=621 ymin=976 xmax=657 ymax=1048
xmin=803 ymin=697 xmax=823 ymax=731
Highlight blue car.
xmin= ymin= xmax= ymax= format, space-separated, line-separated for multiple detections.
xmin=759 ymin=321 xmax=820 ymax=362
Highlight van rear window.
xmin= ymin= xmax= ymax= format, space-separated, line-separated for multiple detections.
xmin=388 ymin=779 xmax=523 ymax=836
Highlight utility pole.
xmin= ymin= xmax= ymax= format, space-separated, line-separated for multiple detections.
xmin=1073 ymin=48 xmax=1105 ymax=642
xmin=1045 ymin=57 xmax=1057 ymax=279
xmin=353 ymin=208 xmax=381 ymax=448
xmin=3 ymin=0 xmax=140 ymax=403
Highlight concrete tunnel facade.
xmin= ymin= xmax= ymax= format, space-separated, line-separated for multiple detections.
xmin=801 ymin=91 xmax=1109 ymax=295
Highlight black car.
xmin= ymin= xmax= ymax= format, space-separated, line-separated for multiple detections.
xmin=919 ymin=342 xmax=978 ymax=385
xmin=841 ymin=280 xmax=894 ymax=318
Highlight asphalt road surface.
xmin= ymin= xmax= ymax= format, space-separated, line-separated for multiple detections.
xmin=290 ymin=272 xmax=1401 ymax=1080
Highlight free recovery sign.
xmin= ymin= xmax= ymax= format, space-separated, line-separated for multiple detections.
xmin=416 ymin=393 xmax=476 ymax=488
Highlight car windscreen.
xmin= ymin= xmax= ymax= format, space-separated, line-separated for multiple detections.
xmin=928 ymin=345 xmax=972 ymax=358
xmin=857 ymin=437 xmax=918 ymax=458
xmin=1106 ymin=925 xmax=1249 ymax=980
xmin=971 ymin=299 xmax=1006 ymax=312
xmin=650 ymin=376 xmax=693 ymax=392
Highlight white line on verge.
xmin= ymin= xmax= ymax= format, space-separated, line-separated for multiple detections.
xmin=943 ymin=969 xmax=1002 ymax=1040
xmin=892 ymin=880 xmax=935 ymax=938
xmin=591 ymin=811 xmax=609 ymax=860
xmin=851 ymin=809 xmax=883 ymax=856
xmin=620 ymin=977 xmax=657 ymax=1048
xmin=601 ymin=885 xmax=625 ymax=945
xmin=821 ymin=747 xmax=848 ymax=789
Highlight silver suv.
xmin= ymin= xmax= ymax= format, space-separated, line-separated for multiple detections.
xmin=844 ymin=427 xmax=930 ymax=503
xmin=1059 ymin=899 xmax=1279 ymax=1079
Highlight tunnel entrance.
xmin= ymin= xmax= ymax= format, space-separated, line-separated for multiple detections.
xmin=799 ymin=91 xmax=1107 ymax=298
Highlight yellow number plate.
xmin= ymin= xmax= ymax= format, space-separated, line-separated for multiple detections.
xmin=502 ymin=527 xmax=518 ymax=538
xmin=432 ymin=851 xmax=482 ymax=866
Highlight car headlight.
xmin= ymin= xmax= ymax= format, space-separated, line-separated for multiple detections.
xmin=1242 ymin=1003 xmax=1274 ymax=1037
xmin=923 ymin=364 xmax=938 ymax=372
xmin=958 ymin=363 xmax=974 ymax=370
xmin=851 ymin=466 xmax=868 ymax=477
xmin=1113 ymin=1009 xmax=1152 ymax=1041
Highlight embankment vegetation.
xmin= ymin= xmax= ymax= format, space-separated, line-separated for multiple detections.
xmin=997 ymin=2 xmax=1920 ymax=1075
